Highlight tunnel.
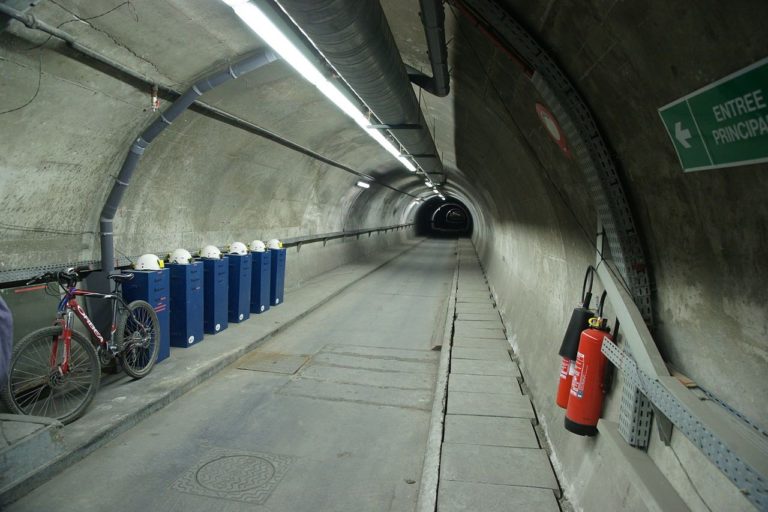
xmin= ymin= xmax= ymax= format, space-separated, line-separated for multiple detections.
xmin=0 ymin=0 xmax=766 ymax=511
xmin=415 ymin=196 xmax=474 ymax=237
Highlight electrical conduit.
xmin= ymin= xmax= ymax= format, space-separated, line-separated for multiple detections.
xmin=99 ymin=48 xmax=279 ymax=272
xmin=410 ymin=0 xmax=450 ymax=97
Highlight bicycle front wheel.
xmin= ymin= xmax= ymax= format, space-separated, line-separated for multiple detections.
xmin=0 ymin=326 xmax=100 ymax=424
xmin=117 ymin=300 xmax=160 ymax=379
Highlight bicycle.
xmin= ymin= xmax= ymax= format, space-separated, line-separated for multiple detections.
xmin=1 ymin=268 xmax=160 ymax=424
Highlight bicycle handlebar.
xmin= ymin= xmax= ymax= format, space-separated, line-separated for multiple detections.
xmin=25 ymin=267 xmax=92 ymax=287
xmin=26 ymin=272 xmax=56 ymax=286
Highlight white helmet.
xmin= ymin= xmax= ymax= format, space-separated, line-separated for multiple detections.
xmin=135 ymin=253 xmax=164 ymax=270
xmin=249 ymin=240 xmax=266 ymax=252
xmin=200 ymin=245 xmax=222 ymax=259
xmin=229 ymin=241 xmax=248 ymax=255
xmin=266 ymin=238 xmax=282 ymax=250
xmin=169 ymin=248 xmax=192 ymax=265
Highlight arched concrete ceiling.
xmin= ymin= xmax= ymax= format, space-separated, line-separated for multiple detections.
xmin=1 ymin=0 xmax=766 ymax=428
xmin=0 ymin=0 xmax=421 ymax=271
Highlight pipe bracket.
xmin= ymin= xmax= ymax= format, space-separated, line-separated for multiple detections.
xmin=129 ymin=138 xmax=148 ymax=155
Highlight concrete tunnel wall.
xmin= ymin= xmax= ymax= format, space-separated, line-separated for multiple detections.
xmin=0 ymin=0 xmax=417 ymax=275
xmin=1 ymin=0 xmax=767 ymax=510
xmin=456 ymin=2 xmax=768 ymax=432
xmin=381 ymin=1 xmax=768 ymax=510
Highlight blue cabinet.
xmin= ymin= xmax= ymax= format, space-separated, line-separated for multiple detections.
xmin=168 ymin=262 xmax=204 ymax=347
xmin=203 ymin=257 xmax=228 ymax=334
xmin=250 ymin=251 xmax=271 ymax=314
xmin=228 ymin=253 xmax=252 ymax=323
xmin=269 ymin=248 xmax=287 ymax=306
xmin=122 ymin=269 xmax=171 ymax=363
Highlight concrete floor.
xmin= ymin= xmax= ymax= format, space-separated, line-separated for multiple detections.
xmin=437 ymin=242 xmax=559 ymax=511
xmin=8 ymin=239 xmax=457 ymax=512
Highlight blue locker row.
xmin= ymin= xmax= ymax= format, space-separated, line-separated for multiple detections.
xmin=121 ymin=248 xmax=287 ymax=362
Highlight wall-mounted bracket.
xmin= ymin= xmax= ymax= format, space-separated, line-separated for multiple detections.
xmin=652 ymin=405 xmax=674 ymax=446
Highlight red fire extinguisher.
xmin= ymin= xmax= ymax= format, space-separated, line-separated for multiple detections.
xmin=565 ymin=310 xmax=614 ymax=436
xmin=555 ymin=267 xmax=596 ymax=409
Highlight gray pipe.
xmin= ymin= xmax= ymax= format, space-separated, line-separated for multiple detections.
xmin=0 ymin=4 xmax=160 ymax=85
xmin=1 ymin=3 xmax=425 ymax=197
xmin=99 ymin=48 xmax=279 ymax=272
xmin=278 ymin=0 xmax=444 ymax=177
xmin=410 ymin=0 xmax=450 ymax=97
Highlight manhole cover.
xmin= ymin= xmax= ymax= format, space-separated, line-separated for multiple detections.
xmin=173 ymin=448 xmax=295 ymax=504
xmin=196 ymin=455 xmax=275 ymax=492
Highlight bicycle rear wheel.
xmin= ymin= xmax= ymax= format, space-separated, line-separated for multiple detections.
xmin=117 ymin=300 xmax=160 ymax=379
xmin=0 ymin=326 xmax=100 ymax=424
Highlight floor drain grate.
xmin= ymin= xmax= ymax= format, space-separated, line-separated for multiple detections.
xmin=172 ymin=448 xmax=295 ymax=504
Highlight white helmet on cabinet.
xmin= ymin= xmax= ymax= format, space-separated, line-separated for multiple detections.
xmin=200 ymin=245 xmax=222 ymax=259
xmin=249 ymin=240 xmax=266 ymax=253
xmin=266 ymin=239 xmax=282 ymax=250
xmin=169 ymin=248 xmax=192 ymax=265
xmin=135 ymin=253 xmax=164 ymax=270
xmin=229 ymin=241 xmax=248 ymax=256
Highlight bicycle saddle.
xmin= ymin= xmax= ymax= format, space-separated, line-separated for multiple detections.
xmin=109 ymin=273 xmax=134 ymax=282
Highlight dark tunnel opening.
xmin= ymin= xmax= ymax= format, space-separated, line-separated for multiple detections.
xmin=415 ymin=196 xmax=474 ymax=237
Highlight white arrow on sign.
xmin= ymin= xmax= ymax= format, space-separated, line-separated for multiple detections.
xmin=675 ymin=121 xmax=692 ymax=149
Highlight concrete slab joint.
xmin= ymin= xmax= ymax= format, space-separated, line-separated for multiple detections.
xmin=428 ymin=241 xmax=564 ymax=512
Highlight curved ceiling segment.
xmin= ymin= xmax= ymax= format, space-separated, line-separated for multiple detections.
xmin=0 ymin=0 xmax=429 ymax=270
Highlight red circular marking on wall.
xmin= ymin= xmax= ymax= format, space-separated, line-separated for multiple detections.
xmin=536 ymin=103 xmax=571 ymax=158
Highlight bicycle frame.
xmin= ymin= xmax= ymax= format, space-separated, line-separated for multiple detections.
xmin=53 ymin=284 xmax=128 ymax=374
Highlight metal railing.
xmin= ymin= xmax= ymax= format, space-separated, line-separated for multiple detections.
xmin=0 ymin=224 xmax=415 ymax=287
xmin=282 ymin=223 xmax=414 ymax=247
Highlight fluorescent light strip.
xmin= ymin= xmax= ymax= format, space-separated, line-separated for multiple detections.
xmin=223 ymin=0 xmax=416 ymax=172
xmin=356 ymin=181 xmax=371 ymax=189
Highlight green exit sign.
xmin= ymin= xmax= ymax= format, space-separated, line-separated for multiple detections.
xmin=659 ymin=57 xmax=768 ymax=172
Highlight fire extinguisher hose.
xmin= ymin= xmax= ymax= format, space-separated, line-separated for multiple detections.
xmin=597 ymin=289 xmax=607 ymax=317
xmin=581 ymin=265 xmax=595 ymax=308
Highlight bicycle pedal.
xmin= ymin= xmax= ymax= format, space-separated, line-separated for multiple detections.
xmin=101 ymin=359 xmax=120 ymax=374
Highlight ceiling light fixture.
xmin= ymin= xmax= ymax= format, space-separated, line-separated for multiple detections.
xmin=222 ymin=0 xmax=417 ymax=172
xmin=356 ymin=181 xmax=371 ymax=189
